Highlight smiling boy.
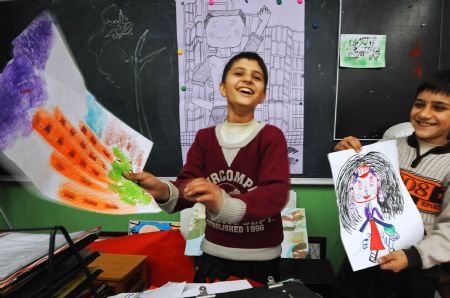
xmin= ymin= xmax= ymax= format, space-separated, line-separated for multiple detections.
xmin=126 ymin=52 xmax=290 ymax=284
xmin=333 ymin=69 xmax=450 ymax=298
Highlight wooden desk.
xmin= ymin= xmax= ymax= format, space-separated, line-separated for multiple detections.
xmin=88 ymin=253 xmax=148 ymax=294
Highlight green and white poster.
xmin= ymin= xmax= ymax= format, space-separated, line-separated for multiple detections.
xmin=340 ymin=34 xmax=386 ymax=68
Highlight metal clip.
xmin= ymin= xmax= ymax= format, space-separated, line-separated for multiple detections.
xmin=267 ymin=276 xmax=283 ymax=289
xmin=196 ymin=285 xmax=216 ymax=298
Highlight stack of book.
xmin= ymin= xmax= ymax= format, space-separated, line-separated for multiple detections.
xmin=0 ymin=226 xmax=108 ymax=297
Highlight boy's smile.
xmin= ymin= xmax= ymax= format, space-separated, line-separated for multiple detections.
xmin=410 ymin=90 xmax=450 ymax=145
xmin=219 ymin=58 xmax=266 ymax=122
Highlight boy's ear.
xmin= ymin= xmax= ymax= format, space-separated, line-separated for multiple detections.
xmin=258 ymin=91 xmax=266 ymax=104
xmin=219 ymin=83 xmax=227 ymax=97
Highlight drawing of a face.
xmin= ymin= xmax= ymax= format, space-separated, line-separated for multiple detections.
xmin=205 ymin=15 xmax=245 ymax=48
xmin=351 ymin=165 xmax=378 ymax=203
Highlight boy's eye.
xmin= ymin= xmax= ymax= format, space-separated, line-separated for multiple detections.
xmin=434 ymin=105 xmax=447 ymax=111
xmin=413 ymin=101 xmax=425 ymax=108
xmin=253 ymin=76 xmax=262 ymax=81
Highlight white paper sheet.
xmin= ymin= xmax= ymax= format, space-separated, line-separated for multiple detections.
xmin=0 ymin=13 xmax=160 ymax=214
xmin=108 ymin=280 xmax=252 ymax=298
xmin=328 ymin=140 xmax=424 ymax=271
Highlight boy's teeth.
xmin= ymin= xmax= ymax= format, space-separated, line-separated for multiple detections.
xmin=239 ymin=87 xmax=253 ymax=94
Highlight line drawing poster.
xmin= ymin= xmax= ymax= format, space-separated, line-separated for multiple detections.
xmin=339 ymin=34 xmax=386 ymax=68
xmin=0 ymin=12 xmax=160 ymax=214
xmin=328 ymin=140 xmax=423 ymax=271
xmin=176 ymin=0 xmax=305 ymax=174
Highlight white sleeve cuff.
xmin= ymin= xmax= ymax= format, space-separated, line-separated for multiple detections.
xmin=157 ymin=180 xmax=179 ymax=213
xmin=208 ymin=190 xmax=246 ymax=224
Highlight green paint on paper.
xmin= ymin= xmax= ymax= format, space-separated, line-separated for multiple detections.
xmin=108 ymin=147 xmax=152 ymax=205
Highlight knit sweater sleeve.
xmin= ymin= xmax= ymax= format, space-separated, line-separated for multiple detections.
xmin=412 ymin=186 xmax=450 ymax=268
xmin=233 ymin=126 xmax=290 ymax=223
xmin=170 ymin=129 xmax=210 ymax=212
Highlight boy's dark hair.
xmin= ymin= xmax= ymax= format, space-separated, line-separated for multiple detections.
xmin=221 ymin=52 xmax=268 ymax=91
xmin=416 ymin=68 xmax=450 ymax=97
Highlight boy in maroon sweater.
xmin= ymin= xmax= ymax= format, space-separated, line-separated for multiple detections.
xmin=126 ymin=52 xmax=290 ymax=283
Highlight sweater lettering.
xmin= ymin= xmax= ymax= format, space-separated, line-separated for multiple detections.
xmin=206 ymin=219 xmax=244 ymax=233
xmin=208 ymin=170 xmax=254 ymax=189
xmin=207 ymin=218 xmax=267 ymax=233
xmin=400 ymin=170 xmax=444 ymax=215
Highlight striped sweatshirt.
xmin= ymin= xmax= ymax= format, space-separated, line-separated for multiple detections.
xmin=398 ymin=134 xmax=450 ymax=269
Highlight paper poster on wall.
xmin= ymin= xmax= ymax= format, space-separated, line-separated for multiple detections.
xmin=176 ymin=0 xmax=305 ymax=174
xmin=328 ymin=140 xmax=423 ymax=271
xmin=339 ymin=34 xmax=386 ymax=68
xmin=281 ymin=208 xmax=309 ymax=258
xmin=0 ymin=12 xmax=160 ymax=214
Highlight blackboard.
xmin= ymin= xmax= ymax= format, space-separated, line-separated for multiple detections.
xmin=0 ymin=0 xmax=447 ymax=180
xmin=335 ymin=0 xmax=450 ymax=140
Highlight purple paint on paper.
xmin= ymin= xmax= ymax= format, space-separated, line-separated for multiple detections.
xmin=13 ymin=12 xmax=54 ymax=70
xmin=0 ymin=12 xmax=54 ymax=150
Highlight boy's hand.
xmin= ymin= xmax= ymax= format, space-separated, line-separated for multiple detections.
xmin=124 ymin=172 xmax=169 ymax=202
xmin=334 ymin=136 xmax=362 ymax=152
xmin=184 ymin=178 xmax=223 ymax=214
xmin=378 ymin=250 xmax=408 ymax=272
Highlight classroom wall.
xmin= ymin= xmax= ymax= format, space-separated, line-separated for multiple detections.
xmin=0 ymin=183 xmax=345 ymax=272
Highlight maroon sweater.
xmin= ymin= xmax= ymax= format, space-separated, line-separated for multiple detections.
xmin=172 ymin=124 xmax=290 ymax=254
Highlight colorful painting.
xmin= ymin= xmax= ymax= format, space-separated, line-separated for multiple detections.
xmin=281 ymin=208 xmax=309 ymax=258
xmin=328 ymin=140 xmax=423 ymax=271
xmin=340 ymin=34 xmax=386 ymax=68
xmin=0 ymin=12 xmax=160 ymax=214
xmin=128 ymin=220 xmax=181 ymax=235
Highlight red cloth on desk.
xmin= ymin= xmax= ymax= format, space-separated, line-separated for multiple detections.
xmin=86 ymin=230 xmax=195 ymax=288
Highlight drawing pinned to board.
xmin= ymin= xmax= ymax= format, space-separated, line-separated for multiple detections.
xmin=176 ymin=0 xmax=305 ymax=174
xmin=0 ymin=12 xmax=160 ymax=214
xmin=328 ymin=140 xmax=423 ymax=271
xmin=340 ymin=34 xmax=386 ymax=68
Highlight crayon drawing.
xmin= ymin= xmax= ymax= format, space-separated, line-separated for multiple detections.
xmin=128 ymin=220 xmax=181 ymax=235
xmin=339 ymin=34 xmax=386 ymax=68
xmin=328 ymin=141 xmax=423 ymax=271
xmin=0 ymin=12 xmax=159 ymax=214
xmin=176 ymin=0 xmax=305 ymax=174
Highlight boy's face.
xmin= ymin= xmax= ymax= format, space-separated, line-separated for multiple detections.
xmin=205 ymin=15 xmax=245 ymax=48
xmin=219 ymin=58 xmax=266 ymax=116
xmin=410 ymin=90 xmax=450 ymax=145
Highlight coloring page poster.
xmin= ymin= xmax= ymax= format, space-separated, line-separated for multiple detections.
xmin=339 ymin=34 xmax=386 ymax=68
xmin=176 ymin=0 xmax=305 ymax=174
xmin=0 ymin=12 xmax=160 ymax=214
xmin=328 ymin=140 xmax=423 ymax=271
